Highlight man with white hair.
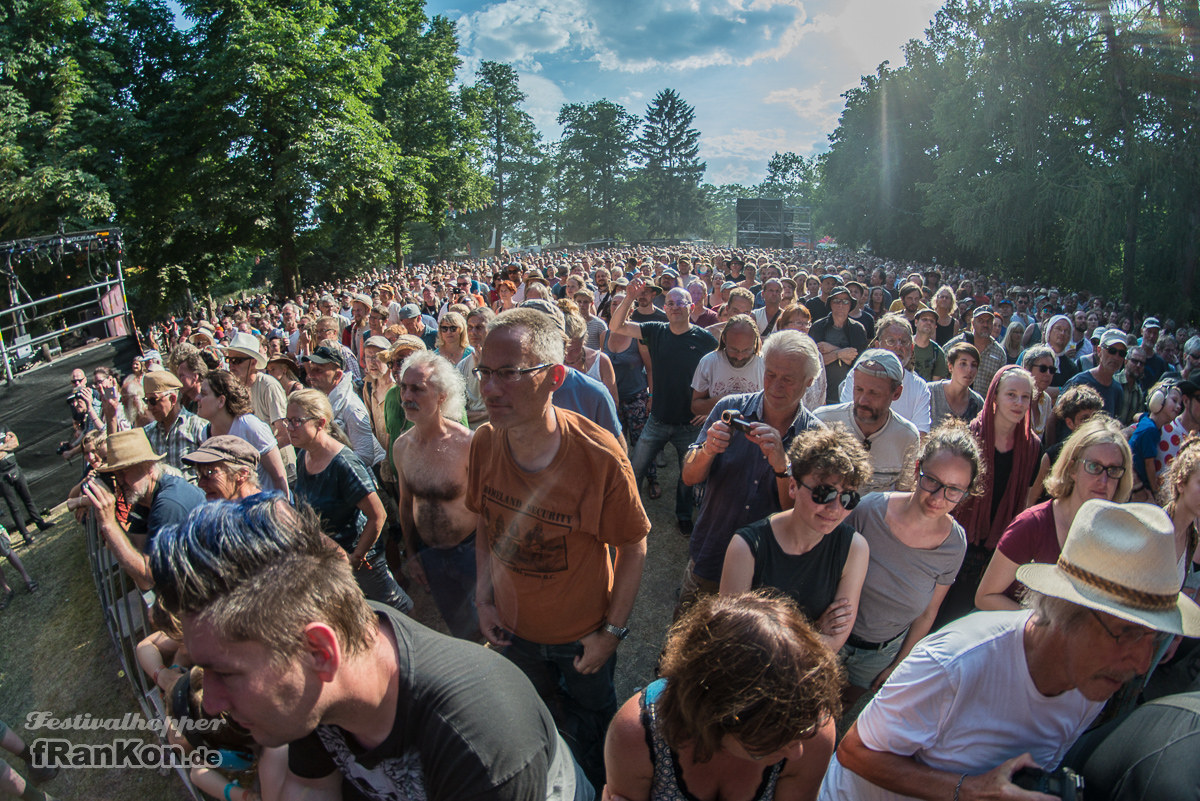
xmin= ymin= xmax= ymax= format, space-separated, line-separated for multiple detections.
xmin=392 ymin=350 xmax=478 ymax=640
xmin=610 ymin=280 xmax=717 ymax=534
xmin=822 ymin=500 xmax=1200 ymax=801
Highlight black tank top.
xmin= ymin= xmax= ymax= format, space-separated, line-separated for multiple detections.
xmin=735 ymin=517 xmax=855 ymax=622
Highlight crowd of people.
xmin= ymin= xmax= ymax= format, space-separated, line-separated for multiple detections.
xmin=4 ymin=244 xmax=1200 ymax=800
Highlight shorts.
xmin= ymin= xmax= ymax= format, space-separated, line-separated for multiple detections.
xmin=0 ymin=526 xmax=11 ymax=558
xmin=839 ymin=630 xmax=906 ymax=690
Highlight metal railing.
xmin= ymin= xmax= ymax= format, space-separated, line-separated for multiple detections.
xmin=84 ymin=513 xmax=199 ymax=799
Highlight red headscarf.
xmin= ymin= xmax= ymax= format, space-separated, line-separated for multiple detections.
xmin=954 ymin=364 xmax=1041 ymax=548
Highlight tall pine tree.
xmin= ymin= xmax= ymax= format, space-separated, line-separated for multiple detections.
xmin=636 ymin=89 xmax=706 ymax=238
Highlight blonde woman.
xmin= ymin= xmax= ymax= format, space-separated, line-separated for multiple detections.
xmin=434 ymin=311 xmax=471 ymax=365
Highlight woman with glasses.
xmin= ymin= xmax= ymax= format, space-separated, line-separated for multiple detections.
xmin=286 ymin=388 xmax=412 ymax=614
xmin=1021 ymin=344 xmax=1057 ymax=438
xmin=604 ymin=592 xmax=842 ymax=801
xmin=719 ymin=425 xmax=872 ymax=652
xmin=975 ymin=414 xmax=1132 ymax=611
xmin=938 ymin=365 xmax=1040 ymax=625
xmin=195 ymin=370 xmax=289 ymax=495
xmin=840 ymin=421 xmax=983 ymax=701
xmin=434 ymin=311 xmax=471 ymax=366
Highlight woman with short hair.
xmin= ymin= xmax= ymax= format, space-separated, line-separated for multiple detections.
xmin=604 ymin=592 xmax=843 ymax=801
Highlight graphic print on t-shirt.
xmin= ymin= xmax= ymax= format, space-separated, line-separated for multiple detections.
xmin=482 ymin=485 xmax=570 ymax=576
xmin=316 ymin=726 xmax=426 ymax=800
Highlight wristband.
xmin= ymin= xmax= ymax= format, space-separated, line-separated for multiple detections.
xmin=953 ymin=773 xmax=966 ymax=801
xmin=224 ymin=780 xmax=240 ymax=801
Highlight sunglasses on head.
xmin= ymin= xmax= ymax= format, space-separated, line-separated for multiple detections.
xmin=797 ymin=479 xmax=861 ymax=510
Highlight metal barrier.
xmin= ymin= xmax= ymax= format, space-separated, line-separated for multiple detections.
xmin=84 ymin=513 xmax=199 ymax=799
xmin=0 ymin=228 xmax=132 ymax=382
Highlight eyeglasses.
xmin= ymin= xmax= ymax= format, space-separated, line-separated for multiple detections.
xmin=878 ymin=336 xmax=907 ymax=349
xmin=917 ymin=471 xmax=969 ymax=503
xmin=1031 ymin=364 xmax=1058 ymax=375
xmin=1087 ymin=608 xmax=1165 ymax=648
xmin=1081 ymin=459 xmax=1126 ymax=480
xmin=1105 ymin=346 xmax=1127 ymax=358
xmin=797 ymin=480 xmax=860 ymax=511
xmin=473 ymin=364 xmax=551 ymax=383
xmin=1127 ymin=357 xmax=1146 ymax=366
xmin=281 ymin=416 xmax=315 ymax=428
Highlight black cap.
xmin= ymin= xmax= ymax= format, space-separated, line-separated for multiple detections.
xmin=303 ymin=344 xmax=345 ymax=369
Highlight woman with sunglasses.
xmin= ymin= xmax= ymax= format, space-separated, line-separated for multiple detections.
xmin=286 ymin=388 xmax=412 ymax=614
xmin=840 ymin=421 xmax=983 ymax=701
xmin=433 ymin=311 xmax=471 ymax=366
xmin=976 ymin=414 xmax=1132 ymax=611
xmin=719 ymin=425 xmax=872 ymax=652
xmin=195 ymin=370 xmax=289 ymax=495
xmin=1021 ymin=344 xmax=1057 ymax=438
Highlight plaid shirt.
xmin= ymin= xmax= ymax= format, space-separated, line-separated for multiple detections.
xmin=947 ymin=333 xmax=1008 ymax=396
xmin=143 ymin=408 xmax=209 ymax=482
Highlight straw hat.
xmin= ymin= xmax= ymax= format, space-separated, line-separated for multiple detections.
xmin=98 ymin=429 xmax=165 ymax=472
xmin=1018 ymin=500 xmax=1200 ymax=636
xmin=220 ymin=332 xmax=268 ymax=370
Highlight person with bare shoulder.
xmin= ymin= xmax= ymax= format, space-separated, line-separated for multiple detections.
xmin=604 ymin=592 xmax=841 ymax=801
xmin=392 ymin=351 xmax=478 ymax=639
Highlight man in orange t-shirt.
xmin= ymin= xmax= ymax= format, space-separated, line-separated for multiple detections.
xmin=467 ymin=308 xmax=649 ymax=792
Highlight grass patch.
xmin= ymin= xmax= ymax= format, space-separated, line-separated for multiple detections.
xmin=0 ymin=508 xmax=189 ymax=800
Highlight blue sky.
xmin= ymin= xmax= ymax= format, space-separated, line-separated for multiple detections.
xmin=428 ymin=0 xmax=944 ymax=185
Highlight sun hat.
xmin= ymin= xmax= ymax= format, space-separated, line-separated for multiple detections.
xmin=182 ymin=435 xmax=260 ymax=469
xmin=1017 ymin=500 xmax=1200 ymax=636
xmin=98 ymin=429 xmax=165 ymax=472
xmin=220 ymin=332 xmax=267 ymax=370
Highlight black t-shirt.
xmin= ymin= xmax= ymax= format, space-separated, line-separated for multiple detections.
xmin=735 ymin=517 xmax=855 ymax=623
xmin=990 ymin=447 xmax=1015 ymax=519
xmin=289 ymin=604 xmax=561 ymax=801
xmin=640 ymin=322 xmax=717 ymax=425
xmin=295 ymin=447 xmax=377 ymax=555
xmin=631 ymin=307 xmax=668 ymax=325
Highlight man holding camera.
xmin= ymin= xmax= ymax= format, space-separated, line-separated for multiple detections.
xmin=820 ymin=500 xmax=1200 ymax=801
xmin=676 ymin=330 xmax=824 ymax=612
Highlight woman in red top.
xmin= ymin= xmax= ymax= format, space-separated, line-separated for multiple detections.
xmin=975 ymin=415 xmax=1132 ymax=610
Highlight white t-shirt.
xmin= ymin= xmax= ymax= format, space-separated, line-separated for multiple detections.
xmin=691 ymin=351 xmax=764 ymax=401
xmin=839 ymin=368 xmax=933 ymax=433
xmin=819 ymin=610 xmax=1103 ymax=801
xmin=812 ymin=402 xmax=919 ymax=494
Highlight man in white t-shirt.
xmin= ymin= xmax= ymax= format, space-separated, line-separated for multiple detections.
xmin=690 ymin=315 xmax=764 ymax=421
xmin=820 ymin=500 xmax=1200 ymax=801
xmin=817 ymin=349 xmax=919 ymax=494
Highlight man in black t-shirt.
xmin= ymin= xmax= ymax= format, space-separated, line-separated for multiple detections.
xmin=611 ymin=280 xmax=717 ymax=534
xmin=149 ymin=495 xmax=583 ymax=801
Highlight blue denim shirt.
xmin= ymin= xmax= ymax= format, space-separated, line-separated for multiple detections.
xmin=687 ymin=392 xmax=823 ymax=583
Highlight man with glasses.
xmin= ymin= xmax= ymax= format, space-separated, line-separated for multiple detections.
xmin=1115 ymin=345 xmax=1149 ymax=426
xmin=468 ymin=308 xmax=649 ymax=789
xmin=1063 ymin=329 xmax=1129 ymax=418
xmin=679 ymin=330 xmax=824 ymax=612
xmin=817 ymin=349 xmax=920 ymax=493
xmin=611 ymin=281 xmax=717 ymax=535
xmin=141 ymin=370 xmax=209 ymax=480
xmin=822 ymin=500 xmax=1200 ymax=801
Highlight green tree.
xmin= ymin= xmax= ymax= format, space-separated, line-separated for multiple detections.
xmin=475 ymin=61 xmax=540 ymax=255
xmin=557 ymin=99 xmax=638 ymax=241
xmin=636 ymin=89 xmax=707 ymax=238
xmin=699 ymin=183 xmax=748 ymax=246
xmin=756 ymin=152 xmax=818 ymax=207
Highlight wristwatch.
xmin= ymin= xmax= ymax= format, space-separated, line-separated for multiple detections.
xmin=774 ymin=463 xmax=793 ymax=479
xmin=601 ymin=622 xmax=630 ymax=641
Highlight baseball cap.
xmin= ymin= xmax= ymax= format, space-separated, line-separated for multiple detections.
xmin=853 ymin=349 xmax=904 ymax=383
xmin=914 ymin=306 xmax=938 ymax=321
xmin=972 ymin=305 xmax=995 ymax=319
xmin=183 ymin=435 xmax=261 ymax=469
xmin=1144 ymin=317 xmax=1162 ymax=330
xmin=1100 ymin=329 xmax=1128 ymax=350
xmin=303 ymin=344 xmax=345 ymax=369
xmin=396 ymin=303 xmax=420 ymax=320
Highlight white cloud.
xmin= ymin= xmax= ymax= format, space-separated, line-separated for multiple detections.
xmin=703 ymin=127 xmax=792 ymax=161
xmin=763 ymin=85 xmax=842 ymax=130
xmin=810 ymin=0 xmax=942 ymax=77
xmin=517 ymin=72 xmax=570 ymax=134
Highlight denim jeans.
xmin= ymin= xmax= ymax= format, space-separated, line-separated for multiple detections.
xmin=416 ymin=534 xmax=478 ymax=640
xmin=502 ymin=635 xmax=617 ymax=791
xmin=354 ymin=550 xmax=413 ymax=614
xmin=629 ymin=417 xmax=701 ymax=522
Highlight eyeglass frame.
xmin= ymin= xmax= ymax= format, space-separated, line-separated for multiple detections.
xmin=1087 ymin=607 xmax=1166 ymax=648
xmin=1081 ymin=459 xmax=1126 ymax=480
xmin=916 ymin=470 xmax=969 ymax=503
xmin=472 ymin=364 xmax=552 ymax=383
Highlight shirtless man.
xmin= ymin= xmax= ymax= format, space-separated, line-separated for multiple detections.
xmin=392 ymin=350 xmax=478 ymax=640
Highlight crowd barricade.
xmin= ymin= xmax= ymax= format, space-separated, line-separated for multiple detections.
xmin=84 ymin=513 xmax=199 ymax=799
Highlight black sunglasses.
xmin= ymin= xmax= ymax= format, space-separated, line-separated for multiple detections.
xmin=798 ymin=479 xmax=861 ymax=511
xmin=1031 ymin=364 xmax=1058 ymax=375
xmin=1105 ymin=345 xmax=1127 ymax=358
